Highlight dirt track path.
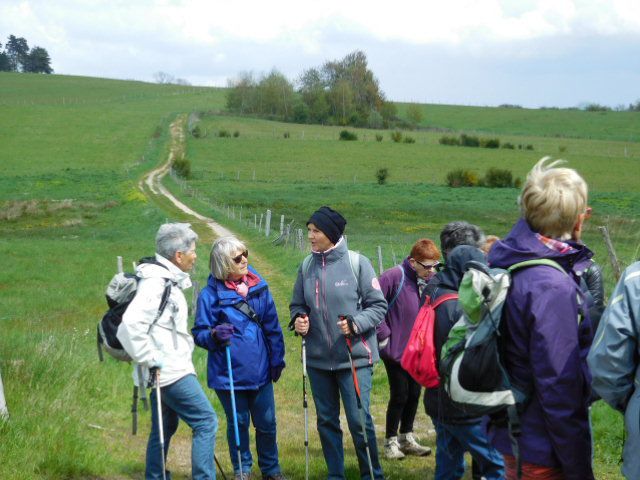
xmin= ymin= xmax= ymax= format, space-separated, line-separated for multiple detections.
xmin=140 ymin=115 xmax=234 ymax=238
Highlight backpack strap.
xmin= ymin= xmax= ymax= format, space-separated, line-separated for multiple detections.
xmin=233 ymin=300 xmax=263 ymax=327
xmin=146 ymin=280 xmax=173 ymax=334
xmin=301 ymin=250 xmax=361 ymax=296
xmin=387 ymin=265 xmax=405 ymax=310
xmin=431 ymin=292 xmax=459 ymax=309
xmin=508 ymin=258 xmax=565 ymax=275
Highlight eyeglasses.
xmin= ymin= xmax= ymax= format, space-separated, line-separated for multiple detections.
xmin=414 ymin=259 xmax=441 ymax=271
xmin=232 ymin=250 xmax=249 ymax=264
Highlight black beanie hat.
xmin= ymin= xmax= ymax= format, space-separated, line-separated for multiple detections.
xmin=307 ymin=206 xmax=347 ymax=245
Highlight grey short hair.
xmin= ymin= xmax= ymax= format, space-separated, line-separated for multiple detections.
xmin=210 ymin=236 xmax=247 ymax=281
xmin=156 ymin=223 xmax=198 ymax=260
xmin=440 ymin=221 xmax=486 ymax=259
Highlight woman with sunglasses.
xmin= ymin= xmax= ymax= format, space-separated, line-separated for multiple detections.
xmin=376 ymin=238 xmax=441 ymax=460
xmin=193 ymin=236 xmax=287 ymax=480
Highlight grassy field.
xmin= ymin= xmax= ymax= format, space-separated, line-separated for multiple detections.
xmin=0 ymin=72 xmax=637 ymax=479
xmin=395 ymin=102 xmax=640 ymax=142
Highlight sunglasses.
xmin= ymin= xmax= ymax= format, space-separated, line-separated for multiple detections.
xmin=232 ymin=250 xmax=249 ymax=264
xmin=414 ymin=259 xmax=441 ymax=271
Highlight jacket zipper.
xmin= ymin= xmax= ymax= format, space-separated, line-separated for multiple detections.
xmin=320 ymin=254 xmax=335 ymax=369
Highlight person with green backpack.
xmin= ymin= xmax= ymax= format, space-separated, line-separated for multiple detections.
xmin=487 ymin=157 xmax=595 ymax=480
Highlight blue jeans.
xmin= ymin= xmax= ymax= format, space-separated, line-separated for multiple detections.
xmin=146 ymin=374 xmax=218 ymax=480
xmin=433 ymin=420 xmax=504 ymax=480
xmin=216 ymin=382 xmax=281 ymax=476
xmin=307 ymin=366 xmax=384 ymax=480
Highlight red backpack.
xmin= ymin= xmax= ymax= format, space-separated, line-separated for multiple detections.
xmin=401 ymin=293 xmax=458 ymax=388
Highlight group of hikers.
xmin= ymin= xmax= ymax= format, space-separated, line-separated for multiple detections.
xmin=115 ymin=156 xmax=640 ymax=480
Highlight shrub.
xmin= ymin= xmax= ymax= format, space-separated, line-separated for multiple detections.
xmin=525 ymin=144 xmax=534 ymax=150
xmin=460 ymin=134 xmax=480 ymax=147
xmin=191 ymin=125 xmax=203 ymax=138
xmin=403 ymin=136 xmax=416 ymax=144
xmin=481 ymin=138 xmax=500 ymax=149
xmin=390 ymin=131 xmax=403 ymax=143
xmin=219 ymin=129 xmax=231 ymax=138
xmin=558 ymin=145 xmax=567 ymax=153
xmin=439 ymin=135 xmax=460 ymax=146
xmin=172 ymin=155 xmax=191 ymax=179
xmin=233 ymin=130 xmax=240 ymax=138
xmin=375 ymin=134 xmax=383 ymax=142
xmin=446 ymin=169 xmax=479 ymax=187
xmin=484 ymin=168 xmax=514 ymax=188
xmin=514 ymin=177 xmax=523 ymax=188
xmin=502 ymin=142 xmax=515 ymax=149
xmin=283 ymin=131 xmax=290 ymax=139
xmin=375 ymin=168 xmax=389 ymax=185
xmin=339 ymin=130 xmax=358 ymax=141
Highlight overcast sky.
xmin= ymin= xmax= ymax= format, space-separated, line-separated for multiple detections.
xmin=2 ymin=0 xmax=639 ymax=108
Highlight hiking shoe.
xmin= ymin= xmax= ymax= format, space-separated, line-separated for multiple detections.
xmin=399 ymin=432 xmax=432 ymax=456
xmin=384 ymin=436 xmax=406 ymax=460
xmin=262 ymin=474 xmax=287 ymax=480
xmin=234 ymin=473 xmax=252 ymax=480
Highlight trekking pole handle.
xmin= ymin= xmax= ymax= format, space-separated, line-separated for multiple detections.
xmin=338 ymin=315 xmax=355 ymax=337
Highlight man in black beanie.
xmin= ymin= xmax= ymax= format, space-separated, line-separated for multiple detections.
xmin=306 ymin=206 xmax=347 ymax=246
xmin=291 ymin=205 xmax=387 ymax=480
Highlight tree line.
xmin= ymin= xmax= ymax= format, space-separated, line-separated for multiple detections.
xmin=225 ymin=51 xmax=401 ymax=128
xmin=0 ymin=34 xmax=53 ymax=74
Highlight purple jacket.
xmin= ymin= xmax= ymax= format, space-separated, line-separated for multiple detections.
xmin=376 ymin=258 xmax=420 ymax=363
xmin=488 ymin=218 xmax=594 ymax=480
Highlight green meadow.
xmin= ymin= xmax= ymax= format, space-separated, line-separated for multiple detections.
xmin=0 ymin=72 xmax=638 ymax=479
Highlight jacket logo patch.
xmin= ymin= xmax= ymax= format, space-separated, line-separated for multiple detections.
xmin=335 ymin=280 xmax=349 ymax=287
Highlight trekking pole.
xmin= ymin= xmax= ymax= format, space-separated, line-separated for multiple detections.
xmin=150 ymin=367 xmax=167 ymax=480
xmin=214 ymin=454 xmax=227 ymax=480
xmin=341 ymin=317 xmax=374 ymax=479
xmin=225 ymin=345 xmax=245 ymax=480
xmin=302 ymin=336 xmax=310 ymax=480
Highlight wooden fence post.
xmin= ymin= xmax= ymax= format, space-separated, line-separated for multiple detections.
xmin=598 ymin=225 xmax=622 ymax=280
xmin=377 ymin=246 xmax=384 ymax=275
xmin=280 ymin=215 xmax=285 ymax=235
xmin=265 ymin=210 xmax=272 ymax=237
xmin=117 ymin=256 xmax=123 ymax=274
xmin=0 ymin=368 xmax=8 ymax=419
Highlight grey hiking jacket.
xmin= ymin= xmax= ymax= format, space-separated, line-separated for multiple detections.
xmin=289 ymin=238 xmax=387 ymax=371
xmin=588 ymin=261 xmax=640 ymax=480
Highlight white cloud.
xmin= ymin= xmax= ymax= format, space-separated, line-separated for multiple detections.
xmin=1 ymin=0 xmax=639 ymax=106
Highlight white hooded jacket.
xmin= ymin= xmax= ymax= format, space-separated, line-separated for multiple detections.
xmin=117 ymin=254 xmax=196 ymax=387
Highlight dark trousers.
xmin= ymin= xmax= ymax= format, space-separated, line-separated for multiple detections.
xmin=382 ymin=358 xmax=422 ymax=438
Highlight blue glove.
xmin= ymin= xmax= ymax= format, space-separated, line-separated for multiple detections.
xmin=271 ymin=365 xmax=284 ymax=383
xmin=212 ymin=323 xmax=234 ymax=345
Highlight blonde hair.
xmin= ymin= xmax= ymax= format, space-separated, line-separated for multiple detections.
xmin=519 ymin=157 xmax=587 ymax=239
xmin=209 ymin=236 xmax=247 ymax=281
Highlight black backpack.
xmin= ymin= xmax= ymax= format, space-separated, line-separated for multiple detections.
xmin=97 ymin=257 xmax=172 ymax=362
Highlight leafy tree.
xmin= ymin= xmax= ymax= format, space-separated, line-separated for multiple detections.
xmin=257 ymin=69 xmax=294 ymax=119
xmin=24 ymin=46 xmax=53 ymax=74
xmin=6 ymin=35 xmax=29 ymax=71
xmin=0 ymin=42 xmax=10 ymax=72
xmin=226 ymin=72 xmax=257 ymax=114
xmin=406 ymin=103 xmax=423 ymax=126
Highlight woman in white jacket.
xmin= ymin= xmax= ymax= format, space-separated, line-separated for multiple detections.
xmin=117 ymin=223 xmax=218 ymax=480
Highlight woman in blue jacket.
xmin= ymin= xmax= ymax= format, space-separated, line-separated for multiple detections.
xmin=193 ymin=236 xmax=286 ymax=480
